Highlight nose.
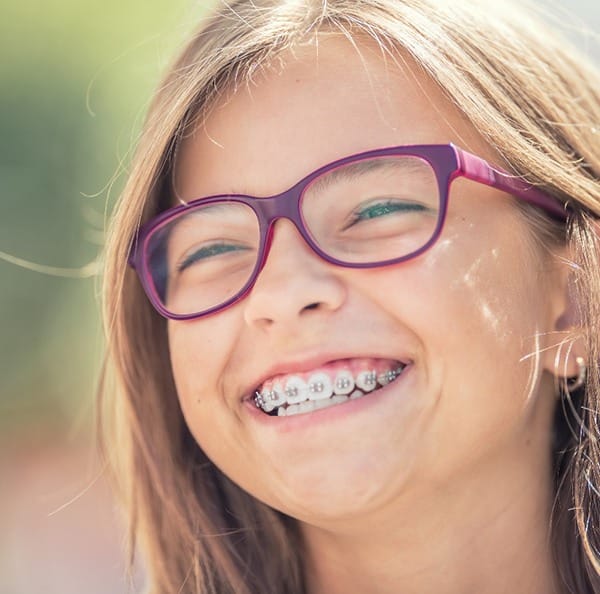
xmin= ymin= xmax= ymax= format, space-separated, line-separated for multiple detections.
xmin=242 ymin=219 xmax=347 ymax=330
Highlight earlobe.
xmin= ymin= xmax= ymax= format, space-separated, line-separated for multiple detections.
xmin=564 ymin=356 xmax=587 ymax=392
xmin=540 ymin=249 xmax=586 ymax=382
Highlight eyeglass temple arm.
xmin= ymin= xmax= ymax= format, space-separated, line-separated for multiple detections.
xmin=453 ymin=145 xmax=568 ymax=221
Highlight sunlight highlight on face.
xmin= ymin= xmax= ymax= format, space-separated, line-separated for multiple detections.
xmin=167 ymin=36 xmax=567 ymax=527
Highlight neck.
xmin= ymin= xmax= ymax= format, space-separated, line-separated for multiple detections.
xmin=300 ymin=440 xmax=561 ymax=594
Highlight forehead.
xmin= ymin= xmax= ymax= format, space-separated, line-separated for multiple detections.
xmin=173 ymin=35 xmax=486 ymax=201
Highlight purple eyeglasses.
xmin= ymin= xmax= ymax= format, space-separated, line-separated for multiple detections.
xmin=128 ymin=143 xmax=567 ymax=320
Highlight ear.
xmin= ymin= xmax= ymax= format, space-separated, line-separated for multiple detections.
xmin=540 ymin=245 xmax=586 ymax=380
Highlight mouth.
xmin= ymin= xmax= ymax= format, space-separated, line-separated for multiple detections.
xmin=251 ymin=357 xmax=408 ymax=417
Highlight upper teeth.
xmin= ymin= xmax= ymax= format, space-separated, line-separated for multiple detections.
xmin=306 ymin=372 xmax=333 ymax=400
xmin=253 ymin=365 xmax=405 ymax=413
xmin=355 ymin=370 xmax=377 ymax=392
xmin=378 ymin=369 xmax=399 ymax=385
xmin=284 ymin=376 xmax=310 ymax=404
xmin=334 ymin=370 xmax=354 ymax=395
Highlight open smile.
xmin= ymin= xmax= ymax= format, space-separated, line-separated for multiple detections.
xmin=252 ymin=357 xmax=408 ymax=416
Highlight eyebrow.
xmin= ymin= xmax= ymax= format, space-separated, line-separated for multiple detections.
xmin=306 ymin=156 xmax=431 ymax=195
xmin=166 ymin=202 xmax=253 ymax=248
xmin=179 ymin=202 xmax=245 ymax=217
xmin=178 ymin=156 xmax=432 ymax=205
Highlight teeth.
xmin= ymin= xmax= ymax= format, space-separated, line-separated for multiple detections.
xmin=284 ymin=386 xmax=298 ymax=399
xmin=355 ymin=370 xmax=377 ymax=392
xmin=307 ymin=372 xmax=333 ymax=400
xmin=314 ymin=395 xmax=349 ymax=411
xmin=378 ymin=366 xmax=405 ymax=385
xmin=377 ymin=369 xmax=397 ymax=386
xmin=254 ymin=362 xmax=408 ymax=416
xmin=299 ymin=400 xmax=316 ymax=414
xmin=333 ymin=370 xmax=355 ymax=395
xmin=261 ymin=397 xmax=276 ymax=413
xmin=255 ymin=381 xmax=286 ymax=412
xmin=284 ymin=376 xmax=309 ymax=404
xmin=314 ymin=399 xmax=333 ymax=410
xmin=270 ymin=381 xmax=286 ymax=405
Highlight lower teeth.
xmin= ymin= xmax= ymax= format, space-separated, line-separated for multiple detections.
xmin=268 ymin=387 xmax=369 ymax=416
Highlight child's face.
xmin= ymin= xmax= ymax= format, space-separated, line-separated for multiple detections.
xmin=168 ymin=37 xmax=565 ymax=523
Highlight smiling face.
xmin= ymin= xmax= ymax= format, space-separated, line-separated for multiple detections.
xmin=168 ymin=36 xmax=567 ymax=526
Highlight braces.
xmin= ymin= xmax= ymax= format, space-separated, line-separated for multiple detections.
xmin=359 ymin=371 xmax=377 ymax=388
xmin=378 ymin=369 xmax=398 ymax=384
xmin=336 ymin=377 xmax=352 ymax=390
xmin=285 ymin=386 xmax=299 ymax=398
xmin=253 ymin=365 xmax=405 ymax=410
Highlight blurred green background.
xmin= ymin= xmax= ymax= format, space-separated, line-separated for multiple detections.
xmin=0 ymin=1 xmax=205 ymax=592
xmin=0 ymin=0 xmax=200 ymax=437
xmin=0 ymin=1 xmax=597 ymax=593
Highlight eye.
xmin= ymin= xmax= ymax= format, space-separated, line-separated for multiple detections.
xmin=177 ymin=242 xmax=250 ymax=272
xmin=343 ymin=199 xmax=429 ymax=229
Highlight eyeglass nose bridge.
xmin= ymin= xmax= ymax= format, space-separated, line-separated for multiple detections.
xmin=251 ymin=181 xmax=306 ymax=223
xmin=250 ymin=182 xmax=318 ymax=274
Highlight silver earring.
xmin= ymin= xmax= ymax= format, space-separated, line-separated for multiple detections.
xmin=566 ymin=356 xmax=587 ymax=393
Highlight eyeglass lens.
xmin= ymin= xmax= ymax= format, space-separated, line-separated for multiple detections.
xmin=145 ymin=155 xmax=441 ymax=316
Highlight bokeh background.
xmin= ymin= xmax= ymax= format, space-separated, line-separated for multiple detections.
xmin=1 ymin=1 xmax=203 ymax=592
xmin=0 ymin=1 xmax=598 ymax=593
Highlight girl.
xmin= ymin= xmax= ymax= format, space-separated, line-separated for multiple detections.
xmin=100 ymin=1 xmax=600 ymax=592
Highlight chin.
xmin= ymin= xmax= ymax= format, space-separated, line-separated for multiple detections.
xmin=255 ymin=446 xmax=419 ymax=525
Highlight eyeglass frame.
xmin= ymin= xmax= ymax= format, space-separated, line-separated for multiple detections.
xmin=128 ymin=143 xmax=568 ymax=320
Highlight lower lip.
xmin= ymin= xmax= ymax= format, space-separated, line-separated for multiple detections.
xmin=243 ymin=364 xmax=414 ymax=433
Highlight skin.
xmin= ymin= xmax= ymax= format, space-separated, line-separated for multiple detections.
xmin=169 ymin=36 xmax=576 ymax=594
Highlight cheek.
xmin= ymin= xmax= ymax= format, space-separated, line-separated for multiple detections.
xmin=359 ymin=225 xmax=551 ymax=473
xmin=434 ymin=241 xmax=544 ymax=402
xmin=168 ymin=317 xmax=252 ymax=479
xmin=168 ymin=317 xmax=282 ymax=507
xmin=167 ymin=315 xmax=241 ymax=425
xmin=419 ymin=213 xmax=548 ymax=350
xmin=369 ymin=232 xmax=543 ymax=357
xmin=444 ymin=244 xmax=531 ymax=345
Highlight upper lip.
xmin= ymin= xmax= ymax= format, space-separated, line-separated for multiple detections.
xmin=240 ymin=349 xmax=412 ymax=402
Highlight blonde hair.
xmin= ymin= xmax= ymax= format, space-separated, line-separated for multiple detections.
xmin=99 ymin=1 xmax=600 ymax=592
